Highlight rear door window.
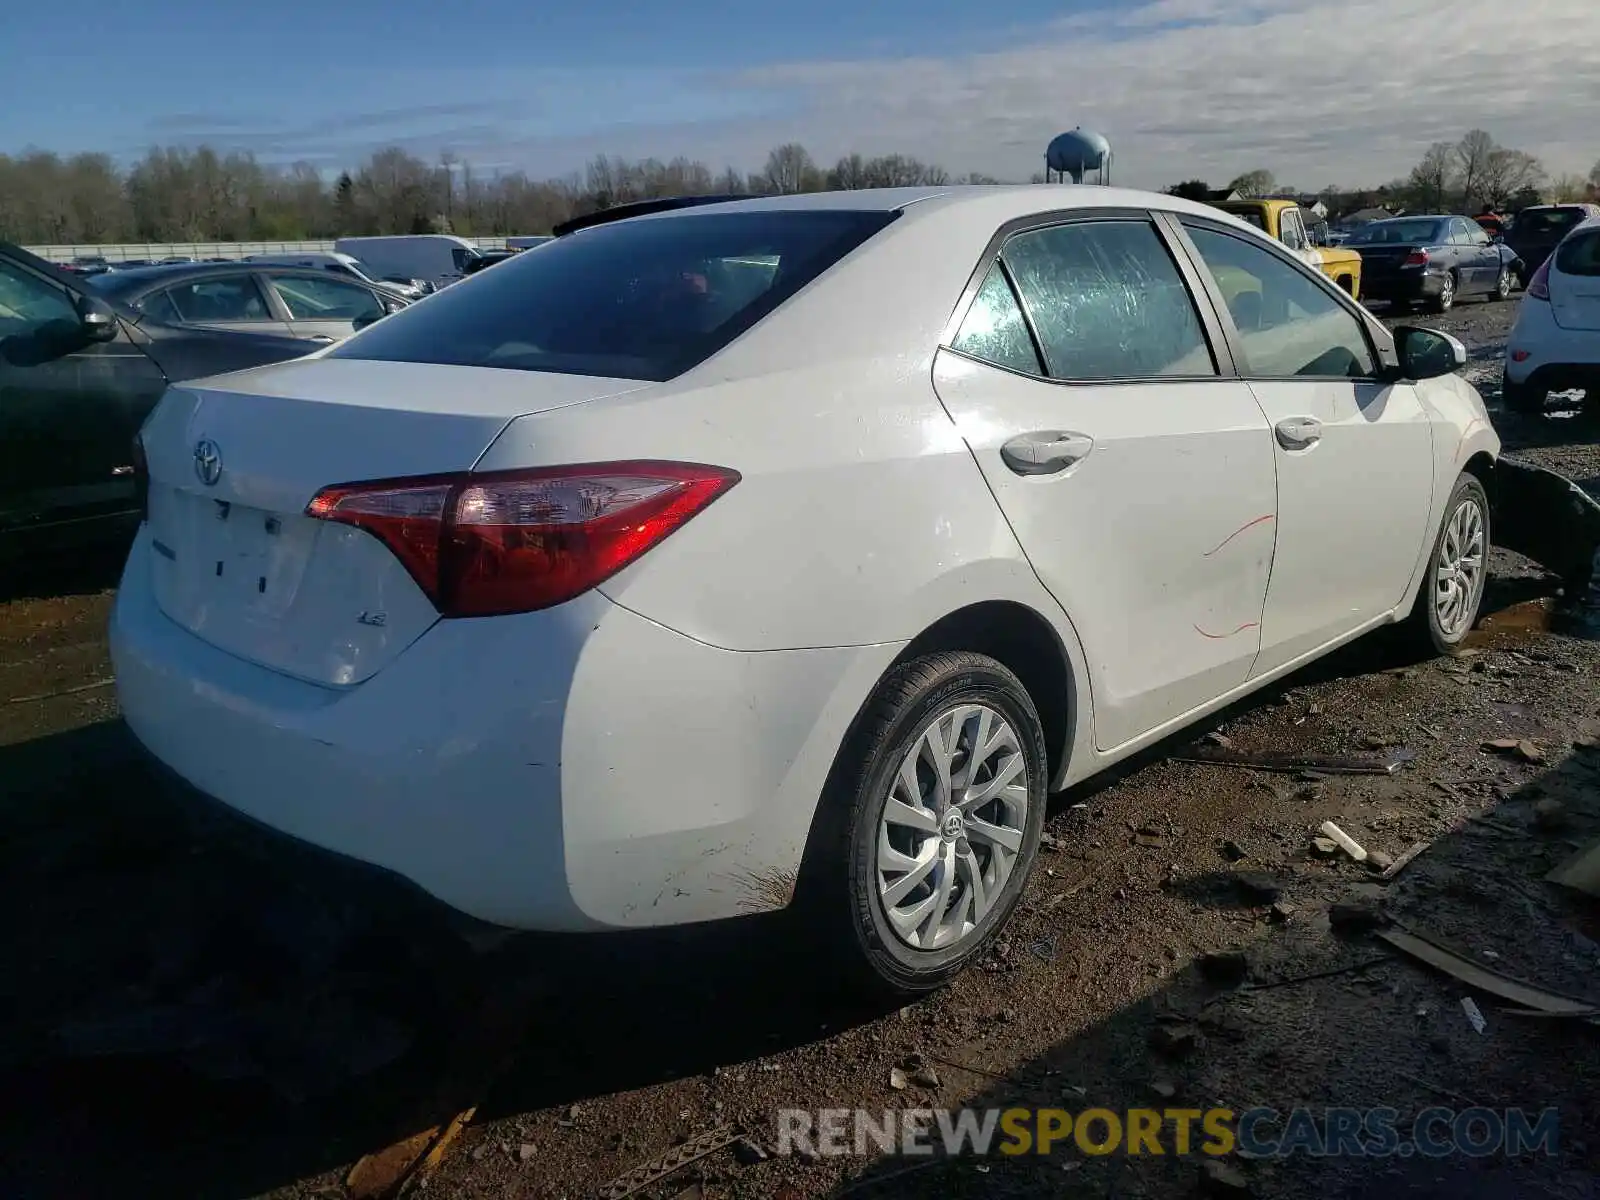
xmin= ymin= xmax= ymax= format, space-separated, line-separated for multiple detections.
xmin=165 ymin=276 xmax=274 ymax=323
xmin=331 ymin=209 xmax=897 ymax=381
xmin=999 ymin=219 xmax=1217 ymax=380
xmin=950 ymin=265 xmax=1044 ymax=375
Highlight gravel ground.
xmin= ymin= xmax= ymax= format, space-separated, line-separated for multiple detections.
xmin=2 ymin=295 xmax=1598 ymax=1200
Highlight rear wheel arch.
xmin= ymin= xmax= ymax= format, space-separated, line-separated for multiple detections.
xmin=795 ymin=600 xmax=1079 ymax=892
xmin=890 ymin=600 xmax=1076 ymax=786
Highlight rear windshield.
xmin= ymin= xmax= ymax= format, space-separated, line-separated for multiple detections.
xmin=1554 ymin=229 xmax=1600 ymax=277
xmin=1516 ymin=209 xmax=1587 ymax=239
xmin=331 ymin=209 xmax=897 ymax=381
xmin=1348 ymin=220 xmax=1444 ymax=245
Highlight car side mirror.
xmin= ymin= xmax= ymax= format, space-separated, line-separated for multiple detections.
xmin=1392 ymin=325 xmax=1466 ymax=381
xmin=77 ymin=293 xmax=120 ymax=342
xmin=380 ymin=296 xmax=406 ymax=314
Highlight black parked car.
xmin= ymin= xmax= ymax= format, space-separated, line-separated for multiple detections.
xmin=88 ymin=261 xmax=410 ymax=345
xmin=1345 ymin=214 xmax=1523 ymax=313
xmin=0 ymin=242 xmax=317 ymax=552
xmin=462 ymin=248 xmax=521 ymax=275
xmin=1505 ymin=203 xmax=1600 ymax=286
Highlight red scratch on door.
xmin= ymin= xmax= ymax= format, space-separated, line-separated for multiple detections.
xmin=1194 ymin=621 xmax=1259 ymax=640
xmin=1202 ymin=514 xmax=1275 ymax=557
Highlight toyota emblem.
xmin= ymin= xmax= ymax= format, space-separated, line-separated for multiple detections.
xmin=193 ymin=439 xmax=222 ymax=487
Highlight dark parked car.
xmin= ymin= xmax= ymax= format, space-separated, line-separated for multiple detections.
xmin=1505 ymin=204 xmax=1600 ymax=286
xmin=462 ymin=248 xmax=521 ymax=275
xmin=0 ymin=242 xmax=317 ymax=552
xmin=88 ymin=261 xmax=410 ymax=344
xmin=1345 ymin=214 xmax=1523 ymax=313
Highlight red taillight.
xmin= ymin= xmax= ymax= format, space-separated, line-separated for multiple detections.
xmin=306 ymin=462 xmax=740 ymax=618
xmin=1526 ymin=257 xmax=1552 ymax=300
xmin=132 ymin=433 xmax=150 ymax=521
xmin=1403 ymin=249 xmax=1430 ymax=267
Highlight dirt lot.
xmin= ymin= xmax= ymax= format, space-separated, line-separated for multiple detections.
xmin=3 ymin=295 xmax=1599 ymax=1200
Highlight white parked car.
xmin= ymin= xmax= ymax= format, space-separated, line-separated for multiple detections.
xmin=1504 ymin=215 xmax=1600 ymax=413
xmin=111 ymin=187 xmax=1499 ymax=994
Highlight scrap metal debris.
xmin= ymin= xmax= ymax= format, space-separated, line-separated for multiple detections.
xmin=1461 ymin=997 xmax=1488 ymax=1035
xmin=1173 ymin=745 xmax=1411 ymax=776
xmin=596 ymin=1125 xmax=739 ymax=1200
xmin=1378 ymin=926 xmax=1600 ymax=1020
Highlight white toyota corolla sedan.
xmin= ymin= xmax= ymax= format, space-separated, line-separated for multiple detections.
xmin=112 ymin=186 xmax=1500 ymax=994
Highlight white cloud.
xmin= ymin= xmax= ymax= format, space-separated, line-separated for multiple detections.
xmin=682 ymin=0 xmax=1600 ymax=187
xmin=132 ymin=0 xmax=1600 ymax=189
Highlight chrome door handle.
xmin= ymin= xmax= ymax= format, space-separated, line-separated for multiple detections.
xmin=306 ymin=334 xmax=336 ymax=344
xmin=1274 ymin=416 xmax=1322 ymax=451
xmin=1000 ymin=431 xmax=1095 ymax=476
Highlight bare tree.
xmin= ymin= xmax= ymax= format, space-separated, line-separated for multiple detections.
xmin=1407 ymin=142 xmax=1456 ymax=212
xmin=1454 ymin=130 xmax=1497 ymax=209
xmin=829 ymin=153 xmax=869 ymax=190
xmin=1589 ymin=159 xmax=1600 ymax=188
xmin=1548 ymin=173 xmax=1592 ymax=203
xmin=762 ymin=143 xmax=817 ymax=194
xmin=1478 ymin=148 xmax=1543 ymax=209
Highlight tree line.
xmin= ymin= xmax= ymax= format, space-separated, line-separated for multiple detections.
xmin=1166 ymin=131 xmax=1599 ymax=221
xmin=3 ymin=128 xmax=1595 ymax=245
xmin=0 ymin=142 xmax=997 ymax=245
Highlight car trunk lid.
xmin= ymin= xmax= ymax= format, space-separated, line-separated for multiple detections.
xmin=1352 ymin=244 xmax=1422 ymax=281
xmin=140 ymin=358 xmax=650 ymax=686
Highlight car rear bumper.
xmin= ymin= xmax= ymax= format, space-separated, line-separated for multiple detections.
xmin=1506 ymin=308 xmax=1600 ymax=385
xmin=1357 ymin=269 xmax=1447 ymax=303
xmin=111 ymin=525 xmax=902 ymax=931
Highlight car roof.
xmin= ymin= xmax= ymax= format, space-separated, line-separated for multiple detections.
xmin=580 ymin=184 xmax=1265 ymax=236
xmin=89 ymin=260 xmax=367 ymax=297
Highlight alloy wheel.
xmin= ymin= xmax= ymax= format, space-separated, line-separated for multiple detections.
xmin=1434 ymin=495 xmax=1486 ymax=640
xmin=875 ymin=704 xmax=1029 ymax=952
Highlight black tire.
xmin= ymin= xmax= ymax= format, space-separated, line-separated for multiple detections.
xmin=1426 ymin=271 xmax=1457 ymax=314
xmin=1502 ymin=370 xmax=1546 ymax=415
xmin=801 ymin=651 xmax=1048 ymax=997
xmin=1400 ymin=473 xmax=1490 ymax=658
xmin=1489 ymin=266 xmax=1513 ymax=302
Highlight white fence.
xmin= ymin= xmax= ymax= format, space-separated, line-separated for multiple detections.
xmin=21 ymin=237 xmax=518 ymax=263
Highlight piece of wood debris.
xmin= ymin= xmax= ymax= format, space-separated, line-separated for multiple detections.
xmin=1379 ymin=841 xmax=1432 ymax=882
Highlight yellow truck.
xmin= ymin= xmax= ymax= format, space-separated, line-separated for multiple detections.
xmin=1211 ymin=199 xmax=1363 ymax=299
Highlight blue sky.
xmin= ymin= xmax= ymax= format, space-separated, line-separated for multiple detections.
xmin=2 ymin=0 xmax=1596 ymax=187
